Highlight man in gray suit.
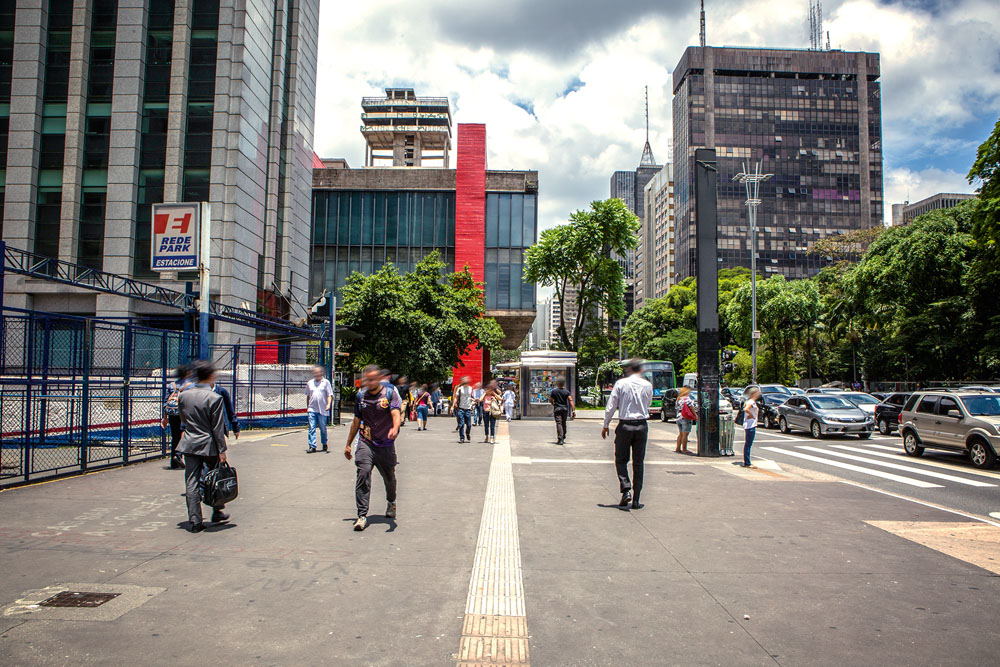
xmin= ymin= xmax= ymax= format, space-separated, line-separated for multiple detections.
xmin=177 ymin=360 xmax=230 ymax=533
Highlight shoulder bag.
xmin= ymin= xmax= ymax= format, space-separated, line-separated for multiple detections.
xmin=202 ymin=462 xmax=239 ymax=508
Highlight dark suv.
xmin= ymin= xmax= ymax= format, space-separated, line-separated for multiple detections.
xmin=874 ymin=392 xmax=911 ymax=435
xmin=899 ymin=391 xmax=1000 ymax=469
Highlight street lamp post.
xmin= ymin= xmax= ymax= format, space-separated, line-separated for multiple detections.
xmin=733 ymin=161 xmax=772 ymax=385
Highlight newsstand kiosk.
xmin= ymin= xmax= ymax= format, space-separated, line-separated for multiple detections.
xmin=495 ymin=350 xmax=577 ymax=419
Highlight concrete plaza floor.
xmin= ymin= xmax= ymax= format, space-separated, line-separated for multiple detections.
xmin=0 ymin=415 xmax=997 ymax=666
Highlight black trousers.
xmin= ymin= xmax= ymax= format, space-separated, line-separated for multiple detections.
xmin=614 ymin=420 xmax=648 ymax=497
xmin=168 ymin=414 xmax=183 ymax=459
xmin=355 ymin=441 xmax=397 ymax=517
xmin=553 ymin=408 xmax=569 ymax=442
xmin=183 ymin=453 xmax=223 ymax=525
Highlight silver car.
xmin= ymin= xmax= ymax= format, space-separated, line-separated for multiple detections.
xmin=778 ymin=395 xmax=874 ymax=438
xmin=836 ymin=392 xmax=880 ymax=417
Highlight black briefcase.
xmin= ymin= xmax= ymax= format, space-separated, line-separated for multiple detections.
xmin=202 ymin=462 xmax=238 ymax=508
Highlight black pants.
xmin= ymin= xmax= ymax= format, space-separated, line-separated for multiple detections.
xmin=168 ymin=414 xmax=183 ymax=460
xmin=183 ymin=453 xmax=223 ymax=525
xmin=614 ymin=420 xmax=648 ymax=497
xmin=355 ymin=441 xmax=397 ymax=517
xmin=553 ymin=408 xmax=569 ymax=442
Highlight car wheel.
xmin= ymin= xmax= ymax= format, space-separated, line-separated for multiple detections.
xmin=878 ymin=418 xmax=890 ymax=435
xmin=903 ymin=431 xmax=924 ymax=457
xmin=766 ymin=413 xmax=777 ymax=429
xmin=968 ymin=438 xmax=997 ymax=470
xmin=779 ymin=416 xmax=790 ymax=434
xmin=857 ymin=432 xmax=871 ymax=440
xmin=810 ymin=420 xmax=823 ymax=439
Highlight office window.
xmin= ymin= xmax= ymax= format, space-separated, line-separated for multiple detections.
xmin=78 ymin=189 xmax=106 ymax=270
xmin=34 ymin=188 xmax=62 ymax=260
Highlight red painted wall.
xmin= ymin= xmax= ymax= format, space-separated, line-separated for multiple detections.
xmin=453 ymin=124 xmax=487 ymax=385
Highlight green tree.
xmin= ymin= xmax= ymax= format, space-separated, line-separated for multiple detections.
xmin=338 ymin=252 xmax=503 ymax=383
xmin=968 ymin=114 xmax=1000 ymax=373
xmin=524 ymin=198 xmax=639 ymax=350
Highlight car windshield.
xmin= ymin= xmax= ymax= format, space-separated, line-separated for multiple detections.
xmin=840 ymin=393 xmax=879 ymax=405
xmin=810 ymin=396 xmax=852 ymax=410
xmin=761 ymin=385 xmax=790 ymax=395
xmin=961 ymin=395 xmax=1000 ymax=416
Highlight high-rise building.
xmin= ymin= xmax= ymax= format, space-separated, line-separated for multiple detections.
xmin=891 ymin=202 xmax=905 ymax=227
xmin=312 ymin=104 xmax=538 ymax=381
xmin=638 ymin=162 xmax=675 ymax=306
xmin=900 ymin=192 xmax=975 ymax=224
xmin=672 ymin=46 xmax=883 ymax=280
xmin=361 ymin=87 xmax=452 ymax=167
xmin=1 ymin=0 xmax=319 ymax=343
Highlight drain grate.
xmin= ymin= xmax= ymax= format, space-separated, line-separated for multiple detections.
xmin=40 ymin=591 xmax=120 ymax=608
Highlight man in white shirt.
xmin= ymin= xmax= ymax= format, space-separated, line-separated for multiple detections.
xmin=601 ymin=359 xmax=653 ymax=509
xmin=306 ymin=365 xmax=334 ymax=453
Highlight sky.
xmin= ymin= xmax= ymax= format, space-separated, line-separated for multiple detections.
xmin=313 ymin=0 xmax=1000 ymax=234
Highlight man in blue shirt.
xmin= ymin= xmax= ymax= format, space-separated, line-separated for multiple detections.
xmin=345 ymin=365 xmax=402 ymax=531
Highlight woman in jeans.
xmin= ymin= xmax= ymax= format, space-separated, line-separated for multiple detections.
xmin=675 ymin=386 xmax=696 ymax=453
xmin=414 ymin=384 xmax=432 ymax=431
xmin=482 ymin=381 xmax=502 ymax=444
xmin=742 ymin=387 xmax=761 ymax=468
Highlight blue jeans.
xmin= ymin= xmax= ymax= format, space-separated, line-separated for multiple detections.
xmin=483 ymin=412 xmax=497 ymax=438
xmin=473 ymin=404 xmax=483 ymax=426
xmin=743 ymin=426 xmax=756 ymax=466
xmin=308 ymin=412 xmax=328 ymax=450
xmin=456 ymin=408 xmax=472 ymax=441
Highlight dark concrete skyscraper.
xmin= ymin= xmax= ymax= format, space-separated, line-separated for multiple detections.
xmin=672 ymin=46 xmax=883 ymax=280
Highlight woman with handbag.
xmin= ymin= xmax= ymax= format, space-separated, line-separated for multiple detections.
xmin=675 ymin=386 xmax=697 ymax=453
xmin=482 ymin=381 xmax=502 ymax=444
xmin=414 ymin=384 xmax=432 ymax=431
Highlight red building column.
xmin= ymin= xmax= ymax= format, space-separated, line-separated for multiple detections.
xmin=452 ymin=123 xmax=487 ymax=384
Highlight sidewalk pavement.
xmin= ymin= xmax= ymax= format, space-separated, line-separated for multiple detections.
xmin=0 ymin=415 xmax=997 ymax=666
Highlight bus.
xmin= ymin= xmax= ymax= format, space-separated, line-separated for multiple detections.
xmin=619 ymin=360 xmax=677 ymax=418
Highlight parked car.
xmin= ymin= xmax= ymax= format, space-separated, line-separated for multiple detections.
xmin=874 ymin=392 xmax=911 ymax=435
xmin=869 ymin=392 xmax=889 ymax=402
xmin=758 ymin=393 xmax=789 ymax=429
xmin=806 ymin=387 xmax=844 ymax=395
xmin=722 ymin=387 xmax=745 ymax=411
xmin=778 ymin=395 xmax=874 ymax=438
xmin=759 ymin=384 xmax=792 ymax=396
xmin=960 ymin=385 xmax=1000 ymax=394
xmin=788 ymin=387 xmax=807 ymax=396
xmin=899 ymin=391 xmax=1000 ymax=469
xmin=836 ymin=392 xmax=880 ymax=417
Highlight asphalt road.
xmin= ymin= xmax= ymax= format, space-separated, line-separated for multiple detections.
xmin=648 ymin=417 xmax=1000 ymax=520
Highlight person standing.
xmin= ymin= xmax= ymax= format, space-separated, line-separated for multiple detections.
xmin=549 ymin=378 xmax=575 ymax=445
xmin=176 ymin=361 xmax=230 ymax=533
xmin=452 ymin=375 xmax=474 ymax=443
xmin=414 ymin=384 xmax=432 ymax=431
xmin=675 ymin=386 xmax=697 ymax=453
xmin=481 ymin=380 xmax=502 ymax=444
xmin=344 ymin=365 xmax=401 ymax=531
xmin=431 ymin=384 xmax=442 ymax=415
xmin=306 ymin=365 xmax=334 ymax=453
xmin=472 ymin=382 xmax=485 ymax=427
xmin=162 ymin=364 xmax=192 ymax=469
xmin=742 ymin=387 xmax=761 ymax=468
xmin=502 ymin=383 xmax=516 ymax=422
xmin=213 ymin=381 xmax=240 ymax=440
xmin=601 ymin=359 xmax=653 ymax=510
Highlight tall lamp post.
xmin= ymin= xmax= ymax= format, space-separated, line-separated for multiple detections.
xmin=733 ymin=161 xmax=772 ymax=385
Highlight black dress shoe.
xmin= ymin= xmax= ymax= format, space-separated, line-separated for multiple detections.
xmin=619 ymin=491 xmax=632 ymax=507
xmin=211 ymin=510 xmax=229 ymax=523
xmin=187 ymin=522 xmax=205 ymax=533
xmin=631 ymin=499 xmax=642 ymax=510
xmin=322 ymin=445 xmax=328 ymax=452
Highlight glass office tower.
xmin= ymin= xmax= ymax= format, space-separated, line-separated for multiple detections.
xmin=0 ymin=0 xmax=319 ymax=344
xmin=672 ymin=46 xmax=883 ymax=280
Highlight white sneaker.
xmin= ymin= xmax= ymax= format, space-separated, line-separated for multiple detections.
xmin=386 ymin=502 xmax=396 ymax=519
xmin=353 ymin=516 xmax=367 ymax=531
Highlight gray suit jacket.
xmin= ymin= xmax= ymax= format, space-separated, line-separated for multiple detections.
xmin=177 ymin=384 xmax=228 ymax=456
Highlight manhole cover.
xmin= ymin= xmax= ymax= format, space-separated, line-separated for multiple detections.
xmin=670 ymin=471 xmax=695 ymax=475
xmin=40 ymin=591 xmax=120 ymax=608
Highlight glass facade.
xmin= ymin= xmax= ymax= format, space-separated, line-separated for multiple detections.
xmin=673 ymin=48 xmax=884 ymax=280
xmin=182 ymin=0 xmax=218 ymax=203
xmin=484 ymin=192 xmax=536 ymax=310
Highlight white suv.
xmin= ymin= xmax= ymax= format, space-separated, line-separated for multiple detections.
xmin=899 ymin=391 xmax=1000 ymax=469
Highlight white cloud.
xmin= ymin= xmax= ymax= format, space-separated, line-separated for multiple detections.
xmin=884 ymin=165 xmax=977 ymax=211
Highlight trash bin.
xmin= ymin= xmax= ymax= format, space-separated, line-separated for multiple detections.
xmin=719 ymin=411 xmax=735 ymax=456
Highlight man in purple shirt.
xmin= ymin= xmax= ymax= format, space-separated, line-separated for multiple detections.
xmin=344 ymin=365 xmax=402 ymax=531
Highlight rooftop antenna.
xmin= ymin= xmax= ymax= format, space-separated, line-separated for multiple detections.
xmin=700 ymin=0 xmax=706 ymax=47
xmin=825 ymin=30 xmax=831 ymax=50
xmin=808 ymin=0 xmax=823 ymax=50
xmin=640 ymin=85 xmax=656 ymax=166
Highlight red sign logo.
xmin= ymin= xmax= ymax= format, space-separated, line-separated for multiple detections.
xmin=153 ymin=212 xmax=192 ymax=235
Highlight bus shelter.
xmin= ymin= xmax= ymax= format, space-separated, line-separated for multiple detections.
xmin=495 ymin=350 xmax=577 ymax=419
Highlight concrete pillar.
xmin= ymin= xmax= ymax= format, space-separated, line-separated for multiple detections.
xmin=2 ymin=0 xmax=47 ymax=310
xmin=58 ymin=0 xmax=92 ymax=265
xmin=704 ymin=46 xmax=715 ymax=149
xmin=856 ymin=52 xmax=872 ymax=229
xmin=261 ymin=0 xmax=289 ymax=290
xmin=163 ymin=0 xmax=191 ymax=203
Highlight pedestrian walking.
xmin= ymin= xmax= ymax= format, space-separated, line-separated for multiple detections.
xmin=396 ymin=376 xmax=410 ymax=426
xmin=213 ymin=381 xmax=240 ymax=439
xmin=414 ymin=384 xmax=432 ymax=431
xmin=472 ymin=382 xmax=485 ymax=427
xmin=161 ymin=364 xmax=192 ymax=469
xmin=452 ymin=376 xmax=474 ymax=443
xmin=502 ymin=383 xmax=516 ymax=422
xmin=305 ymin=365 xmax=334 ymax=453
xmin=675 ymin=386 xmax=697 ymax=453
xmin=176 ymin=360 xmax=231 ymax=533
xmin=482 ymin=380 xmax=502 ymax=444
xmin=601 ymin=359 xmax=653 ymax=510
xmin=741 ymin=386 xmax=761 ymax=468
xmin=344 ymin=365 xmax=401 ymax=531
xmin=431 ymin=385 xmax=442 ymax=415
xmin=549 ymin=378 xmax=575 ymax=445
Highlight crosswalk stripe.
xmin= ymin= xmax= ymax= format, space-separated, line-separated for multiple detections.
xmin=815 ymin=446 xmax=996 ymax=487
xmin=863 ymin=444 xmax=1000 ymax=480
xmin=760 ymin=447 xmax=942 ymax=488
